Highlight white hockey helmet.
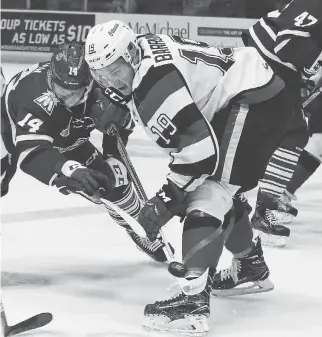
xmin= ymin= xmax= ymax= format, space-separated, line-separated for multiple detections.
xmin=85 ymin=20 xmax=139 ymax=71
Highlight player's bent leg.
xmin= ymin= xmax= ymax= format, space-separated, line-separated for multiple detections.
xmin=213 ymin=199 xmax=274 ymax=296
xmin=143 ymin=181 xmax=238 ymax=335
xmin=255 ymin=125 xmax=308 ymax=227
xmin=144 ymin=215 xmax=219 ymax=336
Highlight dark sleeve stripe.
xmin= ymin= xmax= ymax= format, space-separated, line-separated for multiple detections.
xmin=133 ymin=63 xmax=175 ymax=106
xmin=134 ymin=66 xmax=186 ymax=124
xmin=235 ymin=74 xmax=285 ymax=104
xmin=174 ymin=119 xmax=209 ymax=151
xmin=172 ymin=103 xmax=206 ymax=135
xmin=170 ymin=154 xmax=219 ymax=177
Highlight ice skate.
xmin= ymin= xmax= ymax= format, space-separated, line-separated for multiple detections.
xmin=143 ymin=270 xmax=215 ymax=336
xmin=212 ymin=238 xmax=274 ymax=296
xmin=271 ymin=190 xmax=298 ymax=224
xmin=126 ymin=229 xmax=174 ymax=263
xmin=251 ymin=205 xmax=290 ymax=247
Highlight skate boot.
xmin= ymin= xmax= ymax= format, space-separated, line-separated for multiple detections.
xmin=251 ymin=206 xmax=290 ymax=247
xmin=271 ymin=190 xmax=298 ymax=224
xmin=126 ymin=229 xmax=174 ymax=263
xmin=235 ymin=192 xmax=252 ymax=215
xmin=143 ymin=269 xmax=215 ymax=336
xmin=212 ymin=237 xmax=274 ymax=296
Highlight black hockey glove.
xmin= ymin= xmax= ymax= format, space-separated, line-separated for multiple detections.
xmin=138 ymin=180 xmax=186 ymax=241
xmin=90 ymin=88 xmax=131 ymax=135
xmin=54 ymin=160 xmax=113 ymax=196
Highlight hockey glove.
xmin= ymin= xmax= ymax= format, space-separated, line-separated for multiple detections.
xmin=55 ymin=160 xmax=112 ymax=196
xmin=138 ymin=180 xmax=186 ymax=241
xmin=91 ymin=88 xmax=131 ymax=135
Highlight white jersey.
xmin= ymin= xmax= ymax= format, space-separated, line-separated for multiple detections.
xmin=129 ymin=34 xmax=284 ymax=191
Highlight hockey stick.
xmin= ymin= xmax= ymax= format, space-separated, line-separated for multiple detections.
xmin=1 ymin=303 xmax=52 ymax=337
xmin=107 ymin=125 xmax=175 ymax=263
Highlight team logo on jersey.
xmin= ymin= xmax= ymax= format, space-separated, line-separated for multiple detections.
xmin=34 ymin=90 xmax=59 ymax=115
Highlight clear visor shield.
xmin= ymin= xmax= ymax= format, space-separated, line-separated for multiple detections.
xmin=90 ymin=65 xmax=126 ymax=90
xmin=52 ymin=82 xmax=88 ymax=107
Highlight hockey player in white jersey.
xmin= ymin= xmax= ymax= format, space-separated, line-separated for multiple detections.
xmin=81 ymin=20 xmax=310 ymax=335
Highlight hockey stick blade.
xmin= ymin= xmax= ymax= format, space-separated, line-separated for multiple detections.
xmin=6 ymin=313 xmax=53 ymax=336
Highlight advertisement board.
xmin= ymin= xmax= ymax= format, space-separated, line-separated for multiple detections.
xmin=1 ymin=10 xmax=95 ymax=52
xmin=1 ymin=10 xmax=258 ymax=55
xmin=96 ymin=13 xmax=257 ymax=48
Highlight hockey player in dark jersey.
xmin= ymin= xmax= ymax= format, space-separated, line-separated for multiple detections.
xmin=0 ymin=42 xmax=172 ymax=263
xmin=241 ymin=0 xmax=322 ymax=246
xmin=81 ymin=20 xmax=322 ymax=334
xmin=280 ymin=67 xmax=322 ymax=218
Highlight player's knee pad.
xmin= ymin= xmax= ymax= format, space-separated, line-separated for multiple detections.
xmin=184 ymin=180 xmax=239 ymax=223
xmin=102 ymin=184 xmax=142 ymax=229
xmin=304 ymin=134 xmax=322 ymax=161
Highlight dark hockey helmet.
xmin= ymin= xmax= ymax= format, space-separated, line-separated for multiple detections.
xmin=48 ymin=42 xmax=93 ymax=106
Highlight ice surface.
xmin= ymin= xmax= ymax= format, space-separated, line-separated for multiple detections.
xmin=1 ymin=63 xmax=322 ymax=337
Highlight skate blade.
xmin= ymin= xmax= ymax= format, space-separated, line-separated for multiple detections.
xmin=143 ymin=314 xmax=209 ymax=336
xmin=212 ymin=278 xmax=274 ymax=297
xmin=253 ymin=230 xmax=287 ymax=247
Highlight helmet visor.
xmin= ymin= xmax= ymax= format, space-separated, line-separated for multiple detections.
xmin=89 ymin=58 xmax=132 ymax=95
xmin=52 ymin=81 xmax=89 ymax=107
xmin=90 ymin=66 xmax=122 ymax=89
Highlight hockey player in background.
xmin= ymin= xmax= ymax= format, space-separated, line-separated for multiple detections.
xmin=1 ymin=65 xmax=10 ymax=189
xmin=281 ymin=72 xmax=322 ymax=215
xmin=242 ymin=0 xmax=322 ymax=246
xmin=81 ymin=19 xmax=318 ymax=334
xmin=0 ymin=43 xmax=172 ymax=263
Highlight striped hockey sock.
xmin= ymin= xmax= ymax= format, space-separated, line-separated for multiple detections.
xmin=259 ymin=146 xmax=301 ymax=197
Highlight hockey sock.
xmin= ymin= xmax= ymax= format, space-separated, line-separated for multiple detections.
xmin=259 ymin=126 xmax=308 ymax=197
xmin=259 ymin=145 xmax=302 ymax=196
xmin=102 ymin=184 xmax=142 ymax=229
xmin=286 ymin=149 xmax=321 ymax=195
xmin=182 ymin=208 xmax=235 ymax=271
xmin=225 ymin=211 xmax=254 ymax=255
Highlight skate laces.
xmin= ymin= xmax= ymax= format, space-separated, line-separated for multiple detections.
xmin=265 ymin=209 xmax=279 ymax=226
xmin=220 ymin=259 xmax=241 ymax=283
xmin=155 ymin=286 xmax=186 ymax=305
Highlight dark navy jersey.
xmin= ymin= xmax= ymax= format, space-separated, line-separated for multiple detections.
xmin=244 ymin=0 xmax=322 ymax=72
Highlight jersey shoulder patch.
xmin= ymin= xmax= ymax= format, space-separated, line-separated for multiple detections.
xmin=34 ymin=90 xmax=60 ymax=116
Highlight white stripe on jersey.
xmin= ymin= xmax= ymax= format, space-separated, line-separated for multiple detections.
xmin=221 ymin=104 xmax=249 ymax=182
xmin=278 ymin=29 xmax=311 ymax=38
xmin=260 ymin=18 xmax=277 ymax=41
xmin=16 ymin=134 xmax=54 ymax=143
xmin=249 ymin=26 xmax=297 ymax=71
xmin=171 ymin=136 xmax=217 ymax=165
xmin=147 ymin=86 xmax=193 ymax=131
